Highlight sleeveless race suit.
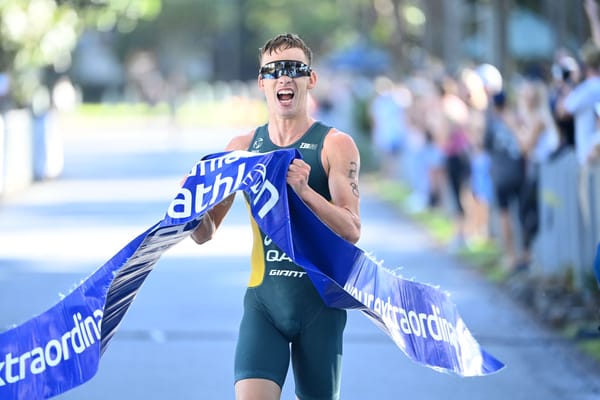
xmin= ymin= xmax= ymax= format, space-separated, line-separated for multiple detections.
xmin=234 ymin=121 xmax=347 ymax=400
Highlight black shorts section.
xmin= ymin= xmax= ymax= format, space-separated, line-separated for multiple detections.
xmin=234 ymin=289 xmax=347 ymax=399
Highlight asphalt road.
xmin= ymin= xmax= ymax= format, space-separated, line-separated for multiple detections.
xmin=1 ymin=119 xmax=599 ymax=399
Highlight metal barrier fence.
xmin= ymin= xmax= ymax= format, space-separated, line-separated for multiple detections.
xmin=0 ymin=109 xmax=63 ymax=201
xmin=0 ymin=109 xmax=34 ymax=198
xmin=536 ymin=150 xmax=600 ymax=290
xmin=394 ymin=143 xmax=600 ymax=292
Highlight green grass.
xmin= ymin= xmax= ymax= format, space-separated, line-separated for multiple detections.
xmin=412 ymin=211 xmax=454 ymax=243
xmin=579 ymin=339 xmax=600 ymax=364
xmin=73 ymin=99 xmax=268 ymax=127
xmin=458 ymin=239 xmax=506 ymax=282
xmin=77 ymin=102 xmax=171 ymax=116
xmin=366 ymin=176 xmax=494 ymax=256
xmin=563 ymin=323 xmax=600 ymax=363
xmin=366 ymin=177 xmax=411 ymax=205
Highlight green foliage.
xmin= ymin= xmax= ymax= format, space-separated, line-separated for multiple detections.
xmin=0 ymin=0 xmax=161 ymax=105
xmin=243 ymin=0 xmax=372 ymax=57
xmin=578 ymin=339 xmax=600 ymax=364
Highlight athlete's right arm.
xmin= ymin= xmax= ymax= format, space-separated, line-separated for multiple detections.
xmin=190 ymin=131 xmax=254 ymax=245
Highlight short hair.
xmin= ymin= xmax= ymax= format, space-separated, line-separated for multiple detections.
xmin=581 ymin=40 xmax=600 ymax=71
xmin=258 ymin=33 xmax=313 ymax=66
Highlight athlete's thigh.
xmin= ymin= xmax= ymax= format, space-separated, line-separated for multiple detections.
xmin=234 ymin=292 xmax=291 ymax=389
xmin=291 ymin=307 xmax=347 ymax=400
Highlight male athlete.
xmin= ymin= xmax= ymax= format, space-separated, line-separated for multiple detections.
xmin=191 ymin=33 xmax=361 ymax=400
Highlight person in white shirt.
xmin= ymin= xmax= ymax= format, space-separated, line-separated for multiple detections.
xmin=559 ymin=42 xmax=600 ymax=166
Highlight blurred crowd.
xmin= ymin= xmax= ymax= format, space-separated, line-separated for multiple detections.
xmin=357 ymin=61 xmax=566 ymax=274
xmin=311 ymin=1 xmax=600 ymax=278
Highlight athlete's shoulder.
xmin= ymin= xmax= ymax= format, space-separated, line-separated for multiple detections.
xmin=322 ymin=127 xmax=360 ymax=173
xmin=225 ymin=129 xmax=256 ymax=151
xmin=323 ymin=127 xmax=358 ymax=151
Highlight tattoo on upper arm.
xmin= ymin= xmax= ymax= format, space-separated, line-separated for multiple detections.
xmin=348 ymin=161 xmax=358 ymax=179
xmin=348 ymin=161 xmax=359 ymax=197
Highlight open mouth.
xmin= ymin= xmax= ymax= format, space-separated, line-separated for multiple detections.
xmin=277 ymin=89 xmax=294 ymax=104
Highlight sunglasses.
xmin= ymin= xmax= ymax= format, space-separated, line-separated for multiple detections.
xmin=259 ymin=60 xmax=312 ymax=79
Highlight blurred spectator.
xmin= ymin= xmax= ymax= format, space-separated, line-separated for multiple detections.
xmin=312 ymin=73 xmax=364 ymax=143
xmin=476 ymin=63 xmax=503 ymax=100
xmin=585 ymin=0 xmax=600 ymax=48
xmin=590 ymin=103 xmax=600 ymax=162
xmin=514 ymin=78 xmax=559 ymax=269
xmin=70 ymin=31 xmax=124 ymax=103
xmin=125 ymin=49 xmax=167 ymax=106
xmin=566 ymin=0 xmax=600 ymax=166
xmin=469 ymin=128 xmax=493 ymax=241
xmin=461 ymin=67 xmax=494 ymax=242
xmin=313 ymin=92 xmax=333 ymax=122
xmin=558 ymin=42 xmax=600 ymax=166
xmin=549 ymin=50 xmax=580 ymax=158
xmin=595 ymin=241 xmax=600 ymax=288
xmin=402 ymin=76 xmax=445 ymax=212
xmin=165 ymin=68 xmax=189 ymax=134
xmin=476 ymin=62 xmax=504 ymax=147
xmin=52 ymin=76 xmax=78 ymax=113
xmin=0 ymin=72 xmax=10 ymax=113
xmin=515 ymin=79 xmax=559 ymax=167
xmin=484 ymin=91 xmax=526 ymax=271
xmin=422 ymin=79 xmax=448 ymax=211
xmin=584 ymin=0 xmax=600 ymax=324
xmin=556 ymin=41 xmax=600 ymax=262
xmin=369 ymin=76 xmax=406 ymax=178
xmin=440 ymin=77 xmax=472 ymax=251
xmin=424 ymin=129 xmax=446 ymax=210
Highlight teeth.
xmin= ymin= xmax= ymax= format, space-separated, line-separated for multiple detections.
xmin=278 ymin=89 xmax=293 ymax=95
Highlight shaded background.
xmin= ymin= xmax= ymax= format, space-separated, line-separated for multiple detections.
xmin=0 ymin=0 xmax=593 ymax=107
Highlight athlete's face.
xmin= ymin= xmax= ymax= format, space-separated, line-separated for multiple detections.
xmin=258 ymin=47 xmax=316 ymax=119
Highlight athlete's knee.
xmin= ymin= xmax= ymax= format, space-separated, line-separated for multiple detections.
xmin=235 ymin=378 xmax=281 ymax=400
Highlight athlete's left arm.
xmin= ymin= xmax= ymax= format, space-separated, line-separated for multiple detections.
xmin=287 ymin=129 xmax=361 ymax=243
